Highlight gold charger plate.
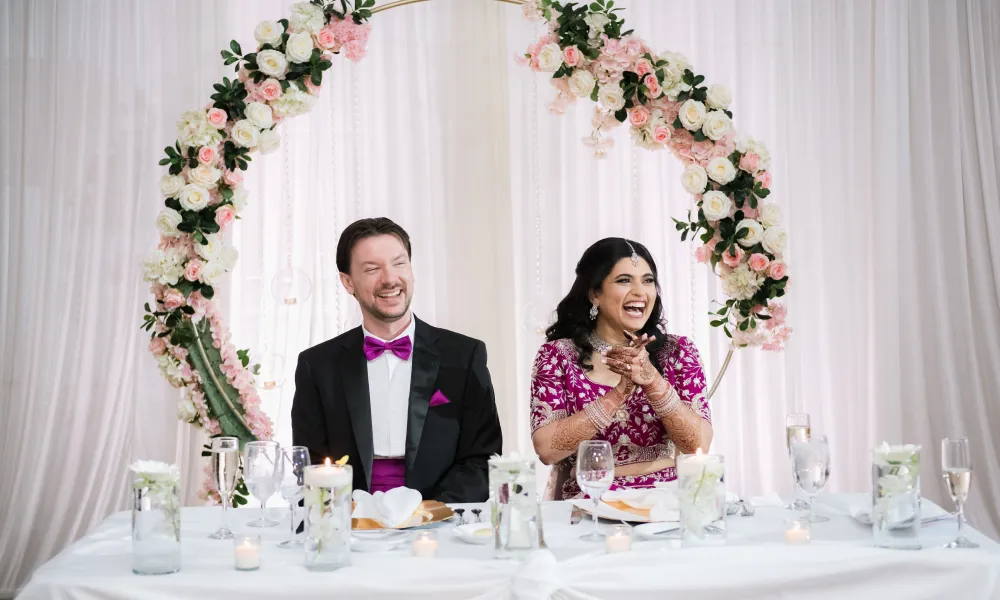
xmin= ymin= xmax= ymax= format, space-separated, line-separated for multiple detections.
xmin=351 ymin=500 xmax=456 ymax=531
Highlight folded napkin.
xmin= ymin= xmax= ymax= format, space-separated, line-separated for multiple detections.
xmin=604 ymin=486 xmax=680 ymax=522
xmin=352 ymin=487 xmax=423 ymax=528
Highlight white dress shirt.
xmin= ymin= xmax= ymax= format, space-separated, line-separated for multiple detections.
xmin=362 ymin=317 xmax=416 ymax=459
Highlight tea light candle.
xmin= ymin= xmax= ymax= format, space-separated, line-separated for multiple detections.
xmin=412 ymin=531 xmax=438 ymax=558
xmin=304 ymin=458 xmax=352 ymax=488
xmin=676 ymin=448 xmax=724 ymax=478
xmin=234 ymin=535 xmax=261 ymax=571
xmin=784 ymin=519 xmax=810 ymax=545
xmin=606 ymin=524 xmax=632 ymax=553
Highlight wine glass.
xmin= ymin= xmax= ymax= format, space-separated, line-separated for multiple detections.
xmin=277 ymin=446 xmax=310 ymax=549
xmin=576 ymin=440 xmax=614 ymax=542
xmin=209 ymin=436 xmax=240 ymax=539
xmin=941 ymin=437 xmax=978 ymax=549
xmin=244 ymin=440 xmax=281 ymax=527
xmin=790 ymin=434 xmax=830 ymax=523
xmin=785 ymin=413 xmax=811 ymax=510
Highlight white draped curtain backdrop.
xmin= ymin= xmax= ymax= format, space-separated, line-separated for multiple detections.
xmin=1 ymin=0 xmax=998 ymax=595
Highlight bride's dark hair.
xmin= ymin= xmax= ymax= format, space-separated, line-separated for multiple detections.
xmin=545 ymin=238 xmax=667 ymax=374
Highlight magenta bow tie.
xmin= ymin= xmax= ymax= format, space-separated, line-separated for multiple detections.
xmin=363 ymin=336 xmax=413 ymax=361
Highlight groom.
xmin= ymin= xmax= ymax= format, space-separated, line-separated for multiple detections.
xmin=291 ymin=217 xmax=502 ymax=503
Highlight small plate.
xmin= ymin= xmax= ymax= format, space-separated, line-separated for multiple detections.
xmin=452 ymin=523 xmax=493 ymax=545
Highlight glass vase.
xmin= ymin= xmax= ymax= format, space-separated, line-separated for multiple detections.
xmin=489 ymin=455 xmax=542 ymax=558
xmin=132 ymin=481 xmax=181 ymax=575
xmin=303 ymin=464 xmax=352 ymax=571
xmin=677 ymin=452 xmax=726 ymax=547
xmin=872 ymin=448 xmax=921 ymax=550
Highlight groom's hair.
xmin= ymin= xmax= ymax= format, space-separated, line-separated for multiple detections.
xmin=336 ymin=217 xmax=412 ymax=274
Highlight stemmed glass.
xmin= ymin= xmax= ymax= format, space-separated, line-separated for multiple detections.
xmin=244 ymin=441 xmax=281 ymax=528
xmin=277 ymin=446 xmax=311 ymax=549
xmin=785 ymin=413 xmax=811 ymax=510
xmin=941 ymin=437 xmax=978 ymax=548
xmin=209 ymin=436 xmax=240 ymax=539
xmin=576 ymin=440 xmax=615 ymax=542
xmin=790 ymin=434 xmax=830 ymax=523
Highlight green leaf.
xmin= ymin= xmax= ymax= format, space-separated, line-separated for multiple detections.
xmin=200 ymin=285 xmax=215 ymax=299
xmin=693 ymin=131 xmax=706 ymax=142
xmin=614 ymin=108 xmax=627 ymax=122
xmin=709 ymin=319 xmax=726 ymax=327
xmin=237 ymin=349 xmax=251 ymax=368
xmin=184 ymin=319 xmax=256 ymax=444
xmin=230 ymin=40 xmax=242 ymax=56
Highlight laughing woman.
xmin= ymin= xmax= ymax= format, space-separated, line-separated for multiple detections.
xmin=530 ymin=238 xmax=713 ymax=500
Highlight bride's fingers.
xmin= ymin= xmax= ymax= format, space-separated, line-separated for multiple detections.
xmin=601 ymin=357 xmax=632 ymax=373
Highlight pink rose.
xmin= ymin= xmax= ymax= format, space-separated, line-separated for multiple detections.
xmin=739 ymin=152 xmax=760 ymax=173
xmin=304 ymin=77 xmax=321 ymax=95
xmin=628 ymin=106 xmax=651 ymax=128
xmin=197 ymin=146 xmax=217 ymax=165
xmin=652 ymin=125 xmax=671 ymax=144
xmin=749 ymin=253 xmax=770 ymax=272
xmin=694 ymin=244 xmax=712 ymax=263
xmin=344 ymin=40 xmax=366 ymax=62
xmin=260 ymin=78 xmax=282 ymax=102
xmin=148 ymin=337 xmax=167 ymax=355
xmin=222 ymin=169 xmax=244 ymax=187
xmin=768 ymin=261 xmax=787 ymax=280
xmin=643 ymin=74 xmax=663 ymax=98
xmin=163 ymin=288 xmax=185 ymax=311
xmin=721 ymin=245 xmax=745 ymax=268
xmin=206 ymin=108 xmax=228 ymax=129
xmin=756 ymin=171 xmax=772 ymax=189
xmin=316 ymin=27 xmax=337 ymax=50
xmin=634 ymin=59 xmax=653 ymax=77
xmin=215 ymin=205 xmax=237 ymax=229
xmin=185 ymin=259 xmax=204 ymax=282
xmin=563 ymin=45 xmax=581 ymax=67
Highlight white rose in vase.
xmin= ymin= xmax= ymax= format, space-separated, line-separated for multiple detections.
xmin=678 ymin=99 xmax=707 ymax=131
xmin=285 ymin=31 xmax=315 ymax=64
xmin=701 ymin=191 xmax=732 ymax=222
xmin=254 ymin=20 xmax=284 ymax=46
xmin=256 ymin=49 xmax=289 ymax=78
xmin=681 ymin=164 xmax=709 ymax=195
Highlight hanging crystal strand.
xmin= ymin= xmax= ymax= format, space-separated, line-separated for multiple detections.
xmin=350 ymin=67 xmax=364 ymax=220
xmin=282 ymin=126 xmax=294 ymax=273
xmin=529 ymin=75 xmax=543 ymax=334
xmin=327 ymin=78 xmax=340 ymax=335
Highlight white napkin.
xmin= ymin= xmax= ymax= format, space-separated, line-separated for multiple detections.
xmin=351 ymin=487 xmax=423 ymax=528
xmin=750 ymin=492 xmax=784 ymax=508
xmin=605 ymin=485 xmax=680 ymax=522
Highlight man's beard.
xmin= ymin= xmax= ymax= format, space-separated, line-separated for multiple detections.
xmin=358 ymin=289 xmax=411 ymax=322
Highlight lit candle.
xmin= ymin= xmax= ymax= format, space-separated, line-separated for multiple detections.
xmin=606 ymin=524 xmax=632 ymax=553
xmin=784 ymin=519 xmax=810 ymax=545
xmin=304 ymin=458 xmax=352 ymax=488
xmin=412 ymin=531 xmax=438 ymax=558
xmin=676 ymin=448 xmax=723 ymax=478
xmin=234 ymin=535 xmax=261 ymax=571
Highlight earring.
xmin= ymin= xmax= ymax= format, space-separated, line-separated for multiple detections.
xmin=589 ymin=304 xmax=599 ymax=320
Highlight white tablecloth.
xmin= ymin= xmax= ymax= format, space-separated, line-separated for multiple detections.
xmin=17 ymin=495 xmax=1000 ymax=600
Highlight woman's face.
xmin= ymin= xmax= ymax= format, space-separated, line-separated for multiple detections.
xmin=591 ymin=256 xmax=658 ymax=334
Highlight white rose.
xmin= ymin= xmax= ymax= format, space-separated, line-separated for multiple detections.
xmin=706 ymin=84 xmax=732 ymax=110
xmin=736 ymin=219 xmax=764 ymax=247
xmin=706 ymin=157 xmax=737 ymax=185
xmin=156 ymin=208 xmax=183 ymax=237
xmin=290 ymin=2 xmax=326 ymax=34
xmin=200 ymin=261 xmax=227 ymax=286
xmin=701 ymin=191 xmax=732 ymax=221
xmin=681 ymin=164 xmax=708 ymax=195
xmin=598 ymin=84 xmax=626 ymax=111
xmin=188 ymin=164 xmax=221 ymax=188
xmin=735 ymin=133 xmax=752 ymax=153
xmin=220 ymin=245 xmax=239 ymax=270
xmin=232 ymin=187 xmax=249 ymax=213
xmin=749 ymin=140 xmax=772 ymax=171
xmin=568 ymin=69 xmax=596 ymax=98
xmin=256 ymin=49 xmax=288 ymax=78
xmin=177 ymin=397 xmax=198 ymax=422
xmin=159 ymin=174 xmax=185 ymax=198
xmin=678 ymin=99 xmax=707 ymax=131
xmin=245 ymin=102 xmax=274 ymax=130
xmin=762 ymin=227 xmax=788 ymax=255
xmin=230 ymin=120 xmax=260 ymax=149
xmin=702 ymin=111 xmax=733 ymax=141
xmin=285 ymin=31 xmax=315 ymax=64
xmin=874 ymin=442 xmax=922 ymax=464
xmin=254 ymin=20 xmax=284 ymax=46
xmin=722 ymin=264 xmax=764 ymax=300
xmin=178 ymin=183 xmax=211 ymax=211
xmin=536 ymin=43 xmax=563 ymax=72
xmin=584 ymin=12 xmax=610 ymax=34
xmin=758 ymin=203 xmax=782 ymax=228
xmin=257 ymin=128 xmax=280 ymax=154
xmin=664 ymin=51 xmax=692 ymax=72
xmin=196 ymin=233 xmax=224 ymax=262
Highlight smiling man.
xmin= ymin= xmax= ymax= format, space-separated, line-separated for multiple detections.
xmin=291 ymin=217 xmax=502 ymax=502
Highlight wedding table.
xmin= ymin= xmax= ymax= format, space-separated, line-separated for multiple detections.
xmin=17 ymin=494 xmax=1000 ymax=600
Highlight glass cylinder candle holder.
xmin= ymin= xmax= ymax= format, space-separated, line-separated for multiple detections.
xmin=303 ymin=462 xmax=352 ymax=571
xmin=677 ymin=451 xmax=726 ymax=547
xmin=130 ymin=462 xmax=181 ymax=575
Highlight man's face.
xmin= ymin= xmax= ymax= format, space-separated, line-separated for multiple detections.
xmin=340 ymin=234 xmax=414 ymax=324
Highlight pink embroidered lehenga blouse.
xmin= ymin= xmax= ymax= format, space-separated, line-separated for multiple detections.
xmin=530 ymin=335 xmax=712 ymax=500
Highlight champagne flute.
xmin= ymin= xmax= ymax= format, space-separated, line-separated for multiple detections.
xmin=209 ymin=436 xmax=240 ymax=539
xmin=244 ymin=440 xmax=281 ymax=527
xmin=941 ymin=437 xmax=978 ymax=549
xmin=277 ymin=446 xmax=310 ymax=549
xmin=791 ymin=434 xmax=830 ymax=523
xmin=576 ymin=440 xmax=614 ymax=542
xmin=785 ymin=413 xmax=811 ymax=510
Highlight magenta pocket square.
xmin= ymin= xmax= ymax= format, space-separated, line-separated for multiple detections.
xmin=429 ymin=390 xmax=450 ymax=407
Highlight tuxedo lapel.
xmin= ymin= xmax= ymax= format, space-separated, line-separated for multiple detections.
xmin=405 ymin=318 xmax=440 ymax=473
xmin=339 ymin=328 xmax=374 ymax=489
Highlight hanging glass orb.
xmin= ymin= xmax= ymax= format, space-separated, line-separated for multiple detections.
xmin=520 ymin=301 xmax=550 ymax=336
xmin=255 ymin=350 xmax=286 ymax=391
xmin=271 ymin=267 xmax=313 ymax=306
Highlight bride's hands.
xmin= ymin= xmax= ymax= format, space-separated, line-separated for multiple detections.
xmin=602 ymin=332 xmax=660 ymax=387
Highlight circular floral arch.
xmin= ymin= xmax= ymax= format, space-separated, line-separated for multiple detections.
xmin=142 ymin=0 xmax=791 ymax=501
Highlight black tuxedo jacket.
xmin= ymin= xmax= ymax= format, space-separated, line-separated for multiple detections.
xmin=291 ymin=318 xmax=502 ymax=502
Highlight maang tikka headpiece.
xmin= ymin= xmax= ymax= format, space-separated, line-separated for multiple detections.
xmin=624 ymin=239 xmax=640 ymax=267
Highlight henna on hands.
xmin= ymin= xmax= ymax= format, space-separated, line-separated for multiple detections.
xmin=551 ymin=415 xmax=599 ymax=451
xmin=666 ymin=415 xmax=703 ymax=454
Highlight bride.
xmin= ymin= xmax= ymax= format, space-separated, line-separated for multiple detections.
xmin=530 ymin=238 xmax=713 ymax=500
